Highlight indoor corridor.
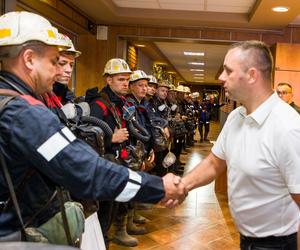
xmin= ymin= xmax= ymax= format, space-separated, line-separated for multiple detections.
xmin=110 ymin=122 xmax=240 ymax=250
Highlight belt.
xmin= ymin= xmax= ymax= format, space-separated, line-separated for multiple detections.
xmin=240 ymin=232 xmax=297 ymax=244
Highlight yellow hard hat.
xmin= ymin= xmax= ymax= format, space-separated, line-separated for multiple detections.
xmin=130 ymin=70 xmax=150 ymax=82
xmin=58 ymin=33 xmax=81 ymax=58
xmin=103 ymin=58 xmax=132 ymax=76
xmin=0 ymin=11 xmax=69 ymax=48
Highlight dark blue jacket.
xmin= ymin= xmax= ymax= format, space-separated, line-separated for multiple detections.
xmin=85 ymin=86 xmax=128 ymax=157
xmin=126 ymin=94 xmax=153 ymax=155
xmin=0 ymin=71 xmax=165 ymax=236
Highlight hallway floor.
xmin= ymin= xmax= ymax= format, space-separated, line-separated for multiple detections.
xmin=110 ymin=122 xmax=240 ymax=250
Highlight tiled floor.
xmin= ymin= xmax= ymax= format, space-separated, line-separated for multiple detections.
xmin=110 ymin=122 xmax=240 ymax=250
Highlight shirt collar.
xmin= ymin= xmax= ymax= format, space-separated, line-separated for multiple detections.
xmin=239 ymin=92 xmax=279 ymax=125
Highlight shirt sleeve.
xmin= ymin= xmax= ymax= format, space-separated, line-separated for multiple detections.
xmin=211 ymin=117 xmax=230 ymax=160
xmin=277 ymin=127 xmax=300 ymax=194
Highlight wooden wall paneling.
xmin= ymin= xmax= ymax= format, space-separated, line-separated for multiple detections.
xmin=56 ymin=1 xmax=72 ymax=19
xmin=262 ymin=28 xmax=292 ymax=45
xmin=291 ymin=27 xmax=300 ymax=43
xmin=275 ymin=43 xmax=300 ymax=71
xmin=274 ymin=71 xmax=300 ymax=106
xmin=231 ymin=31 xmax=260 ymax=41
xmin=76 ymin=34 xmax=108 ymax=96
xmin=17 ymin=0 xmax=91 ymax=34
xmin=139 ymin=27 xmax=170 ymax=37
xmin=117 ymin=26 xmax=138 ymax=36
xmin=170 ymin=28 xmax=200 ymax=39
xmin=107 ymin=26 xmax=118 ymax=61
xmin=201 ymin=30 xmax=231 ymax=41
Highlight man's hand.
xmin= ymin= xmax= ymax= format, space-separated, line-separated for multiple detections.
xmin=163 ymin=127 xmax=170 ymax=139
xmin=143 ymin=150 xmax=155 ymax=172
xmin=111 ymin=127 xmax=129 ymax=143
xmin=161 ymin=173 xmax=188 ymax=208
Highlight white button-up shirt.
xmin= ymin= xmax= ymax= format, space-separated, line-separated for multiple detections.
xmin=212 ymin=93 xmax=300 ymax=237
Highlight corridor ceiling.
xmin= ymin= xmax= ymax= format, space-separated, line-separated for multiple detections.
xmin=67 ymin=0 xmax=300 ymax=85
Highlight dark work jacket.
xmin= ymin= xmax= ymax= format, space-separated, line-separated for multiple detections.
xmin=0 ymin=72 xmax=164 ymax=236
xmin=126 ymin=94 xmax=153 ymax=155
xmin=85 ymin=86 xmax=128 ymax=158
xmin=149 ymin=95 xmax=170 ymax=120
xmin=52 ymin=82 xmax=75 ymax=105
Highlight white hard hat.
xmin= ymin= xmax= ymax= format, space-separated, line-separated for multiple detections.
xmin=0 ymin=11 xmax=70 ymax=48
xmin=184 ymin=86 xmax=191 ymax=93
xmin=169 ymin=84 xmax=177 ymax=92
xmin=103 ymin=58 xmax=132 ymax=76
xmin=130 ymin=70 xmax=150 ymax=82
xmin=148 ymin=75 xmax=158 ymax=85
xmin=157 ymin=80 xmax=170 ymax=89
xmin=58 ymin=33 xmax=81 ymax=58
xmin=176 ymin=85 xmax=185 ymax=92
xmin=190 ymin=92 xmax=200 ymax=98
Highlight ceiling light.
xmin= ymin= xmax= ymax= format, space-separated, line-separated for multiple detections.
xmin=136 ymin=44 xmax=146 ymax=47
xmin=194 ymin=76 xmax=204 ymax=78
xmin=272 ymin=6 xmax=289 ymax=12
xmin=194 ymin=71 xmax=204 ymax=74
xmin=195 ymin=80 xmax=204 ymax=83
xmin=184 ymin=51 xmax=205 ymax=56
xmin=190 ymin=69 xmax=204 ymax=71
xmin=188 ymin=62 xmax=205 ymax=66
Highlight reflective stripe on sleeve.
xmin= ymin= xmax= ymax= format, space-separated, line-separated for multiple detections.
xmin=61 ymin=127 xmax=76 ymax=142
xmin=37 ymin=127 xmax=72 ymax=161
xmin=115 ymin=169 xmax=142 ymax=202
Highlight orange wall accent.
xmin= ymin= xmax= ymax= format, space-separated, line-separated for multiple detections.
xmin=273 ymin=43 xmax=300 ymax=106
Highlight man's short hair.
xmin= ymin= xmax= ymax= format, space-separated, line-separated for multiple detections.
xmin=230 ymin=40 xmax=273 ymax=81
xmin=0 ymin=41 xmax=47 ymax=60
xmin=277 ymin=82 xmax=292 ymax=91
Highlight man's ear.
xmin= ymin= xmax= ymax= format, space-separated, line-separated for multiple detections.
xmin=22 ymin=48 xmax=36 ymax=70
xmin=247 ymin=67 xmax=258 ymax=85
xmin=106 ymin=75 xmax=113 ymax=85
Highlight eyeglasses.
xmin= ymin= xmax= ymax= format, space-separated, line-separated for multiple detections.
xmin=276 ymin=90 xmax=291 ymax=96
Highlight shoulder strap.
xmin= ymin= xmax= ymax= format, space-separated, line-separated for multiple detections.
xmin=0 ymin=75 xmax=25 ymax=95
xmin=0 ymin=89 xmax=20 ymax=113
xmin=0 ymin=146 xmax=25 ymax=230
xmin=98 ymin=93 xmax=122 ymax=129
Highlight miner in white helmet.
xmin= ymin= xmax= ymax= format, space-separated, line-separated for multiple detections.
xmin=53 ymin=33 xmax=81 ymax=105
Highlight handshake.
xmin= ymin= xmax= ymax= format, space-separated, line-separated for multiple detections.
xmin=160 ymin=173 xmax=188 ymax=208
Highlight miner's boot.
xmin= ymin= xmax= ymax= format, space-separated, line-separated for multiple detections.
xmin=127 ymin=208 xmax=147 ymax=235
xmin=112 ymin=213 xmax=138 ymax=247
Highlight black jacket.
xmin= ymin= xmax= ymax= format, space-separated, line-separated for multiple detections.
xmin=85 ymin=86 xmax=128 ymax=157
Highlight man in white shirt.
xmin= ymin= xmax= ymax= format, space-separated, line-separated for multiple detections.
xmin=181 ymin=40 xmax=300 ymax=250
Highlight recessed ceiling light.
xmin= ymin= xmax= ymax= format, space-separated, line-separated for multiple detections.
xmin=194 ymin=71 xmax=204 ymax=74
xmin=190 ymin=69 xmax=204 ymax=71
xmin=184 ymin=51 xmax=205 ymax=56
xmin=136 ymin=44 xmax=146 ymax=47
xmin=272 ymin=6 xmax=289 ymax=12
xmin=195 ymin=80 xmax=204 ymax=83
xmin=194 ymin=76 xmax=204 ymax=79
xmin=188 ymin=62 xmax=205 ymax=66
